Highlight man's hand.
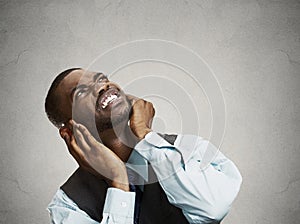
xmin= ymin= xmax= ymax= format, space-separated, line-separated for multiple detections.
xmin=127 ymin=95 xmax=155 ymax=140
xmin=59 ymin=120 xmax=129 ymax=191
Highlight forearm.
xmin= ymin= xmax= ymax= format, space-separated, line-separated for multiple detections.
xmin=48 ymin=188 xmax=135 ymax=224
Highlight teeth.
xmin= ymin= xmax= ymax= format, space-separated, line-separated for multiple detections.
xmin=101 ymin=94 xmax=118 ymax=109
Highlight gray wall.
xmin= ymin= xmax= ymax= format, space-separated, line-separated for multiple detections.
xmin=0 ymin=0 xmax=299 ymax=223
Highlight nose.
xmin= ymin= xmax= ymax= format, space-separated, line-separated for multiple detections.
xmin=93 ymin=82 xmax=110 ymax=97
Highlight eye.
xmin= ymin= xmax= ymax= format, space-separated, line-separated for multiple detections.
xmin=97 ymin=76 xmax=108 ymax=83
xmin=75 ymin=88 xmax=87 ymax=98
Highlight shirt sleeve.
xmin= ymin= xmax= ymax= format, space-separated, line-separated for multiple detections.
xmin=134 ymin=132 xmax=242 ymax=224
xmin=47 ymin=188 xmax=135 ymax=224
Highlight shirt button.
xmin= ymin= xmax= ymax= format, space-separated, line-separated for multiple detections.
xmin=121 ymin=202 xmax=127 ymax=207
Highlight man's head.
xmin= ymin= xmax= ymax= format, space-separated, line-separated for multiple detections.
xmin=45 ymin=68 xmax=132 ymax=135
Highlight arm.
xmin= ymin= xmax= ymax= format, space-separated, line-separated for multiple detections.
xmin=49 ymin=120 xmax=136 ymax=223
xmin=60 ymin=120 xmax=130 ymax=191
xmin=129 ymin=98 xmax=242 ymax=223
xmin=48 ymin=188 xmax=135 ymax=224
xmin=134 ymin=132 xmax=242 ymax=223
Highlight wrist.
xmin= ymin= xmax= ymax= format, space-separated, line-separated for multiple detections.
xmin=110 ymin=181 xmax=130 ymax=192
xmin=137 ymin=128 xmax=152 ymax=140
xmin=109 ymin=169 xmax=130 ymax=192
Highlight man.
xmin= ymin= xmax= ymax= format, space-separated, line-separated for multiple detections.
xmin=45 ymin=68 xmax=242 ymax=224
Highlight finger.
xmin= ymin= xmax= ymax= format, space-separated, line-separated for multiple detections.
xmin=72 ymin=121 xmax=100 ymax=148
xmin=73 ymin=122 xmax=90 ymax=152
xmin=69 ymin=119 xmax=76 ymax=129
xmin=69 ymin=133 xmax=88 ymax=161
xmin=67 ymin=132 xmax=90 ymax=166
xmin=146 ymin=101 xmax=155 ymax=118
xmin=66 ymin=119 xmax=74 ymax=132
xmin=76 ymin=123 xmax=121 ymax=163
xmin=148 ymin=117 xmax=154 ymax=129
xmin=59 ymin=127 xmax=91 ymax=168
xmin=76 ymin=123 xmax=100 ymax=148
xmin=151 ymin=103 xmax=155 ymax=116
xmin=61 ymin=130 xmax=83 ymax=163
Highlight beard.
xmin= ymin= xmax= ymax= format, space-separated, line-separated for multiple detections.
xmin=95 ymin=97 xmax=132 ymax=133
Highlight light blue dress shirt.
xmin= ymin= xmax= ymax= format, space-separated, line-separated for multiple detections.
xmin=48 ymin=132 xmax=242 ymax=224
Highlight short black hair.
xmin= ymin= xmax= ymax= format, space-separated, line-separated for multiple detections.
xmin=45 ymin=68 xmax=81 ymax=128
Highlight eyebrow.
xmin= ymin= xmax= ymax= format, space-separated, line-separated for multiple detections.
xmin=93 ymin=72 xmax=107 ymax=82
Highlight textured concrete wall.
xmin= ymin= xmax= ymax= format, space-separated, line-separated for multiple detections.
xmin=0 ymin=0 xmax=299 ymax=223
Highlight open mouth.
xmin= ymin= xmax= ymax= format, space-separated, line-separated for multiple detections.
xmin=96 ymin=88 xmax=120 ymax=110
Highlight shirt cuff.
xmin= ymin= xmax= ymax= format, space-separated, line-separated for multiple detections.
xmin=103 ymin=188 xmax=135 ymax=218
xmin=134 ymin=131 xmax=175 ymax=159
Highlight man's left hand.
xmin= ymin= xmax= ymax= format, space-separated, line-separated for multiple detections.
xmin=127 ymin=95 xmax=155 ymax=140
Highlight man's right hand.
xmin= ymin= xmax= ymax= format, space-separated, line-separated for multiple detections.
xmin=59 ymin=120 xmax=129 ymax=192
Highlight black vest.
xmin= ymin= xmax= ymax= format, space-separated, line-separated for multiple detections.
xmin=61 ymin=134 xmax=189 ymax=224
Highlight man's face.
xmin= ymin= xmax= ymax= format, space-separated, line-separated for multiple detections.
xmin=55 ymin=69 xmax=131 ymax=133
